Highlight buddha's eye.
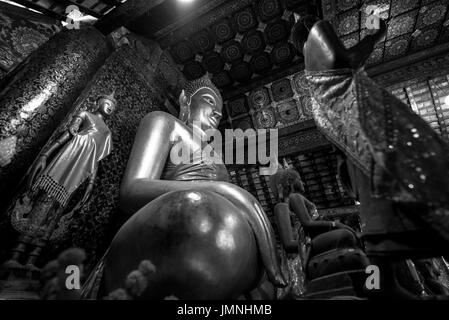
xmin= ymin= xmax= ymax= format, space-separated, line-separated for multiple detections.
xmin=203 ymin=94 xmax=215 ymax=105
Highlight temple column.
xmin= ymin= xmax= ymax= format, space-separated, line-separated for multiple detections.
xmin=0 ymin=27 xmax=112 ymax=214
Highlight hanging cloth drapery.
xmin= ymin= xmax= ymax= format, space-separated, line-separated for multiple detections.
xmin=305 ymin=67 xmax=449 ymax=241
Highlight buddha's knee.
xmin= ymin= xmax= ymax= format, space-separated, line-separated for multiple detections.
xmin=104 ymin=190 xmax=260 ymax=299
xmin=311 ymin=229 xmax=358 ymax=256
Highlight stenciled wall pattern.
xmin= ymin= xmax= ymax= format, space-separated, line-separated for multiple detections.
xmin=321 ymin=0 xmax=449 ymax=66
xmin=0 ymin=2 xmax=61 ymax=74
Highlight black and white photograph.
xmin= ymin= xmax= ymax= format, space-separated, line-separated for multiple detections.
xmin=0 ymin=0 xmax=448 ymax=312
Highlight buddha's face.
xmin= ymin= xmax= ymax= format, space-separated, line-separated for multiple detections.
xmin=293 ymin=178 xmax=305 ymax=194
xmin=188 ymin=88 xmax=223 ymax=131
xmin=98 ymin=98 xmax=116 ymax=117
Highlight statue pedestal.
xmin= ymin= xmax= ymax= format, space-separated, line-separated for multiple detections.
xmin=0 ymin=267 xmax=40 ymax=300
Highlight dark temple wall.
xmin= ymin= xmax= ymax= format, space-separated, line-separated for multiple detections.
xmin=0 ymin=2 xmax=61 ymax=75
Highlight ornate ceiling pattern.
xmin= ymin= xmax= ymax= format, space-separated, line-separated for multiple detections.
xmin=221 ymin=70 xmax=315 ymax=133
xmin=322 ymin=0 xmax=449 ymax=66
xmin=161 ymin=0 xmax=320 ymax=90
xmin=218 ymin=0 xmax=449 ymax=134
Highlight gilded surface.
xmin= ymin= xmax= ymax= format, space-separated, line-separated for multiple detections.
xmin=33 ymin=112 xmax=112 ymax=206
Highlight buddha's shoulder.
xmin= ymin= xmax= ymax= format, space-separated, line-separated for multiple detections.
xmin=141 ymin=111 xmax=186 ymax=127
xmin=142 ymin=110 xmax=178 ymax=121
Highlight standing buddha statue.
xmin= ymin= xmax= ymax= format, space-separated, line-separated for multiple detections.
xmin=3 ymin=92 xmax=116 ymax=271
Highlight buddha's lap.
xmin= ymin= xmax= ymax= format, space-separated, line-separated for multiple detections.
xmin=103 ymin=190 xmax=261 ymax=297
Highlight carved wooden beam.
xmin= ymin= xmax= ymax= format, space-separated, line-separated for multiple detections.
xmin=368 ymin=42 xmax=449 ymax=85
xmin=318 ymin=205 xmax=359 ymax=218
xmin=94 ymin=0 xmax=166 ymax=35
xmin=10 ymin=0 xmax=66 ymax=21
xmin=278 ymin=128 xmax=330 ymax=157
xmin=100 ymin=0 xmax=122 ymax=7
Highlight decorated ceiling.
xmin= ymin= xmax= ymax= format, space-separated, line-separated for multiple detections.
xmin=161 ymin=0 xmax=449 ymax=93
xmin=323 ymin=0 xmax=449 ymax=66
xmin=157 ymin=0 xmax=320 ymax=90
xmin=7 ymin=0 xmax=449 ymax=93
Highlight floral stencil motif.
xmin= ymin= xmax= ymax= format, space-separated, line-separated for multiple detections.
xmin=11 ymin=27 xmax=48 ymax=57
xmin=0 ymin=4 xmax=60 ymax=73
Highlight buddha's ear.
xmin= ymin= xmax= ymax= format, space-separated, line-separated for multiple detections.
xmin=178 ymin=90 xmax=190 ymax=122
xmin=179 ymin=90 xmax=188 ymax=106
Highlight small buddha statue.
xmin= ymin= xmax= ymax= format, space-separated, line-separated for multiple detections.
xmin=3 ymin=92 xmax=116 ymax=271
xmin=269 ymin=160 xmax=309 ymax=299
xmin=90 ymin=75 xmax=285 ymax=300
xmin=270 ymin=160 xmax=361 ymax=299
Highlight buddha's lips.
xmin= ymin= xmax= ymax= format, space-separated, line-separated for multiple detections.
xmin=210 ymin=117 xmax=218 ymax=127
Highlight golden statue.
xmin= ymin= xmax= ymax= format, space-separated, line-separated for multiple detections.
xmin=87 ymin=76 xmax=285 ymax=300
xmin=3 ymin=92 xmax=116 ymax=271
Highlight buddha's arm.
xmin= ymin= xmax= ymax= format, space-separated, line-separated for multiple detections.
xmin=274 ymin=203 xmax=298 ymax=253
xmin=27 ymin=131 xmax=71 ymax=188
xmin=120 ymin=111 xmax=180 ymax=214
xmin=303 ymin=197 xmax=316 ymax=213
xmin=289 ymin=194 xmax=356 ymax=236
xmin=69 ymin=111 xmax=87 ymax=136
xmin=289 ymin=193 xmax=332 ymax=231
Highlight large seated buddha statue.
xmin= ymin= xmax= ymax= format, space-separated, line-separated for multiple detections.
xmin=83 ymin=76 xmax=286 ymax=299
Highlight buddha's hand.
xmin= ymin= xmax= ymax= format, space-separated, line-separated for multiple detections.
xmin=27 ymin=155 xmax=47 ymax=189
xmin=197 ymin=181 xmax=287 ymax=287
xmin=69 ymin=115 xmax=83 ymax=136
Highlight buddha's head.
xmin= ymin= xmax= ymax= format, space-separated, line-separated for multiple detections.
xmin=97 ymin=91 xmax=117 ymax=117
xmin=179 ymin=75 xmax=223 ymax=131
xmin=269 ymin=167 xmax=305 ymax=202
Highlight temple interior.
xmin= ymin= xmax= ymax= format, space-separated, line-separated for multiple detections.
xmin=0 ymin=0 xmax=449 ymax=300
